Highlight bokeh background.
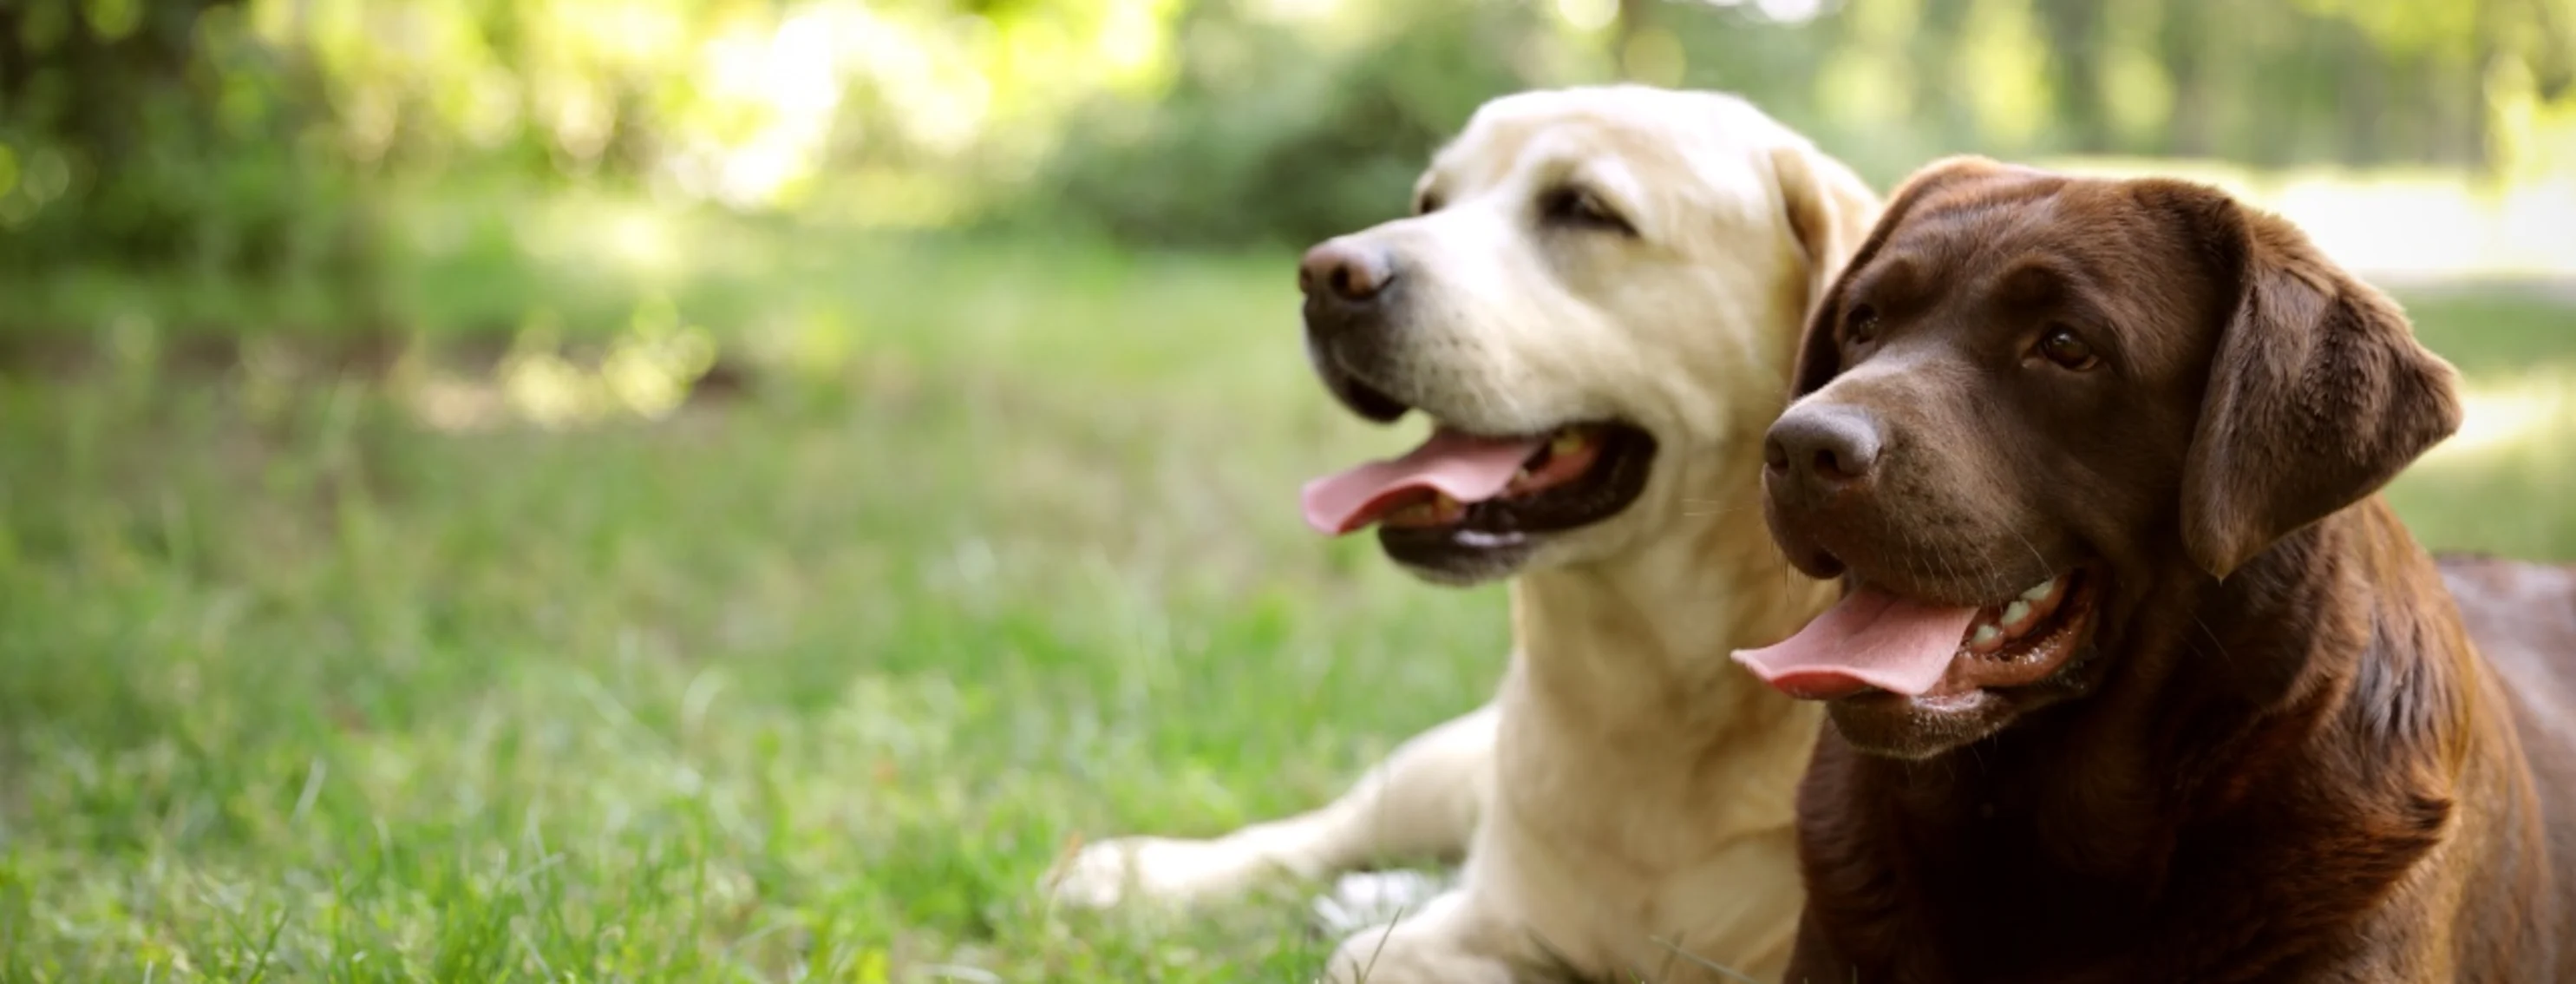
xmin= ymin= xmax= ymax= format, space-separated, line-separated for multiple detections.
xmin=3 ymin=0 xmax=2573 ymax=980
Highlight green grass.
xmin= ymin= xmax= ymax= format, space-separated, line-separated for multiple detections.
xmin=1 ymin=230 xmax=2572 ymax=982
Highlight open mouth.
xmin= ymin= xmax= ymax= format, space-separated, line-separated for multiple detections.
xmin=1299 ymin=421 xmax=1657 ymax=547
xmin=1729 ymin=568 xmax=2097 ymax=702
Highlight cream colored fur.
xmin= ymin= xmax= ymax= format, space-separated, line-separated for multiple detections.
xmin=1043 ymin=85 xmax=1880 ymax=984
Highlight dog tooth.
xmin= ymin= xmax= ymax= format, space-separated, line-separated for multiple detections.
xmin=1971 ymin=623 xmax=2002 ymax=647
xmin=1551 ymin=431 xmax=1585 ymax=457
xmin=2002 ymin=600 xmax=2031 ymax=627
xmin=2020 ymin=579 xmax=2056 ymax=602
xmin=1431 ymin=493 xmax=1466 ymax=521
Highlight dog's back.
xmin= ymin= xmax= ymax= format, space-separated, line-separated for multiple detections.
xmin=2442 ymin=552 xmax=2576 ymax=743
xmin=2441 ymin=551 xmax=2576 ymax=974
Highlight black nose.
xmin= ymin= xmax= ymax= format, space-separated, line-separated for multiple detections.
xmin=1764 ymin=403 xmax=1883 ymax=495
xmin=1299 ymin=239 xmax=1395 ymax=312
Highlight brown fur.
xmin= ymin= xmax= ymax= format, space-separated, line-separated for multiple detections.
xmin=1759 ymin=156 xmax=2575 ymax=981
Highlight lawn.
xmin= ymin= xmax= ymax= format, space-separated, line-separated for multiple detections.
xmin=2 ymin=228 xmax=2572 ymax=982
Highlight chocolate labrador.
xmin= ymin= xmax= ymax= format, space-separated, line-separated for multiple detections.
xmin=1729 ymin=155 xmax=2576 ymax=981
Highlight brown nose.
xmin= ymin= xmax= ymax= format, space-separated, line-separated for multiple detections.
xmin=1765 ymin=403 xmax=1883 ymax=499
xmin=1298 ymin=239 xmax=1394 ymax=305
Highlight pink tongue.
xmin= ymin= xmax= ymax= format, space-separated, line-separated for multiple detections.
xmin=1300 ymin=429 xmax=1546 ymax=535
xmin=1730 ymin=586 xmax=1979 ymax=699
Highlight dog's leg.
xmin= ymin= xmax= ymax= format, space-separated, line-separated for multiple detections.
xmin=1317 ymin=888 xmax=1520 ymax=984
xmin=1045 ymin=703 xmax=1496 ymax=908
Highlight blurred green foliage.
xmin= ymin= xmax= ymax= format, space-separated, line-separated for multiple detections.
xmin=1 ymin=0 xmax=2572 ymax=316
xmin=1028 ymin=0 xmax=1554 ymax=247
xmin=0 ymin=1 xmax=379 ymax=300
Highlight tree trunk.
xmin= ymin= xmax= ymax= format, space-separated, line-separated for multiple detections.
xmin=1618 ymin=0 xmax=1653 ymax=80
xmin=2037 ymin=0 xmax=2109 ymax=153
xmin=2161 ymin=0 xmax=2217 ymax=157
xmin=2337 ymin=23 xmax=2387 ymax=164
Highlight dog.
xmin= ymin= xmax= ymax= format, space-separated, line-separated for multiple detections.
xmin=1731 ymin=154 xmax=2576 ymax=981
xmin=1043 ymin=84 xmax=1880 ymax=983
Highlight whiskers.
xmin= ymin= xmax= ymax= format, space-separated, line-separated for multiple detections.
xmin=1896 ymin=508 xmax=2038 ymax=600
xmin=2002 ymin=525 xmax=2054 ymax=587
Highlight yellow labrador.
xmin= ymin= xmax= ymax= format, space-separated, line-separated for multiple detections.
xmin=1045 ymin=85 xmax=1879 ymax=984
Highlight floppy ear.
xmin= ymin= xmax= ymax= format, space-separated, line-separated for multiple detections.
xmin=1769 ymin=143 xmax=1880 ymax=318
xmin=2161 ymin=181 xmax=2467 ymax=581
xmin=1787 ymin=154 xmax=2020 ymax=398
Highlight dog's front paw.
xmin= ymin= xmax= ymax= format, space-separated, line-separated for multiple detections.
xmin=1320 ymin=925 xmax=1519 ymax=984
xmin=1042 ymin=836 xmax=1282 ymax=909
xmin=1309 ymin=869 xmax=1455 ymax=939
xmin=1316 ymin=890 xmax=1520 ymax=984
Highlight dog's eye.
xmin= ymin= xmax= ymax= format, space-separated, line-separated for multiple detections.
xmin=1844 ymin=304 xmax=1880 ymax=344
xmin=1540 ymin=187 xmax=1631 ymax=233
xmin=2037 ymin=326 xmax=2101 ymax=371
xmin=1415 ymin=192 xmax=1443 ymax=215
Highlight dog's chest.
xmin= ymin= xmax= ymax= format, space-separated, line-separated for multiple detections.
xmin=1817 ymin=804 xmax=2454 ymax=983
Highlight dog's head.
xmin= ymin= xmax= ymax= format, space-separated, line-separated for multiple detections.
xmin=1296 ymin=85 xmax=1878 ymax=585
xmin=1732 ymin=157 xmax=2463 ymax=759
